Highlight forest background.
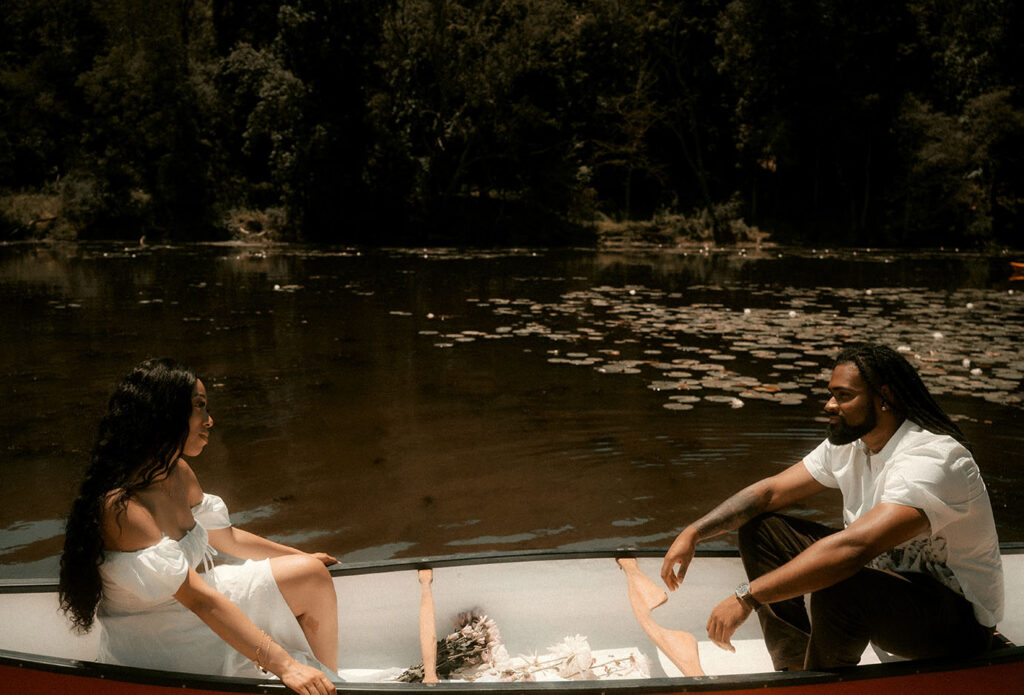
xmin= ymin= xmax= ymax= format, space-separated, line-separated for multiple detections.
xmin=1 ymin=0 xmax=1022 ymax=248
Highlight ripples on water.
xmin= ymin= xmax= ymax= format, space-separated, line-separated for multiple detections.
xmin=1 ymin=242 xmax=1021 ymax=578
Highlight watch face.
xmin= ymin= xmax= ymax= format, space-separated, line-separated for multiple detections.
xmin=736 ymin=582 xmax=750 ymax=596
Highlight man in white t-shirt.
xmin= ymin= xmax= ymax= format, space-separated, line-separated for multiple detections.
xmin=660 ymin=343 xmax=1003 ymax=670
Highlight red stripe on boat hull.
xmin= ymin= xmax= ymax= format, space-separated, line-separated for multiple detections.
xmin=0 ymin=663 xmax=237 ymax=695
xmin=3 ymin=657 xmax=1023 ymax=695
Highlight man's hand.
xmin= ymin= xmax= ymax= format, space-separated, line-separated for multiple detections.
xmin=661 ymin=527 xmax=698 ymax=591
xmin=706 ymin=594 xmax=752 ymax=652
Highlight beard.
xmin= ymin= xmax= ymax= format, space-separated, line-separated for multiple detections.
xmin=827 ymin=408 xmax=877 ymax=445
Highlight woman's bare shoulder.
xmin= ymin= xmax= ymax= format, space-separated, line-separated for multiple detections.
xmin=101 ymin=492 xmax=163 ymax=552
xmin=173 ymin=458 xmax=205 ymax=507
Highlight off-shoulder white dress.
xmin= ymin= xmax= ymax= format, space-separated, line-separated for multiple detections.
xmin=96 ymin=493 xmax=335 ymax=679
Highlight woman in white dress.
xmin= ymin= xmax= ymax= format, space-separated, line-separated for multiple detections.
xmin=59 ymin=359 xmax=339 ymax=694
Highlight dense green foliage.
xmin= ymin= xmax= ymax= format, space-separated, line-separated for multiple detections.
xmin=1 ymin=0 xmax=1021 ymax=245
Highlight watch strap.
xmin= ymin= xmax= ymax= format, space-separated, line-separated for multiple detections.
xmin=736 ymin=582 xmax=762 ymax=611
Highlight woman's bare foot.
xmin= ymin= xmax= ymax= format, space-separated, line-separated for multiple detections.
xmin=618 ymin=557 xmax=705 ymax=677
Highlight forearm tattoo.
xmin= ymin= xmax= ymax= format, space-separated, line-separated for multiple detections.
xmin=692 ymin=485 xmax=771 ymax=541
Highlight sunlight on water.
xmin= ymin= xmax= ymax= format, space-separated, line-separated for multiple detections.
xmin=0 ymin=519 xmax=65 ymax=556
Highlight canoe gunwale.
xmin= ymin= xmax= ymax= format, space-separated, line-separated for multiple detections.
xmin=0 ymin=548 xmax=722 ymax=594
xmin=321 ymin=541 xmax=1024 ymax=577
xmin=3 ymin=542 xmax=1023 ymax=592
xmin=2 ymin=644 xmax=1024 ymax=694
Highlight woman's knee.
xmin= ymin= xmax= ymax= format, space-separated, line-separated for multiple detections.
xmin=271 ymin=554 xmax=335 ymax=596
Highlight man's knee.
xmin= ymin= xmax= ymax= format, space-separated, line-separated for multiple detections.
xmin=808 ymin=576 xmax=869 ymax=627
xmin=810 ymin=581 xmax=846 ymax=612
xmin=737 ymin=512 xmax=791 ymax=558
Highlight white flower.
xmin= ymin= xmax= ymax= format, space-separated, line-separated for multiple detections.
xmin=486 ymin=644 xmax=510 ymax=667
xmin=549 ymin=635 xmax=593 ymax=679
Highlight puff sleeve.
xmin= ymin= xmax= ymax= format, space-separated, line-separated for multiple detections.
xmin=101 ymin=538 xmax=190 ymax=603
xmin=191 ymin=493 xmax=231 ymax=530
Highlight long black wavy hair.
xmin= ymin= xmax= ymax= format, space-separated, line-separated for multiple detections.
xmin=834 ymin=343 xmax=972 ymax=452
xmin=59 ymin=358 xmax=198 ymax=633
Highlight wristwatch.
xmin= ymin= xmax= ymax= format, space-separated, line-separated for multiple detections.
xmin=735 ymin=582 xmax=762 ymax=611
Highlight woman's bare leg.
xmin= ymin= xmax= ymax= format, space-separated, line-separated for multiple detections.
xmin=270 ymin=555 xmax=339 ymax=672
xmin=619 ymin=558 xmax=704 ymax=676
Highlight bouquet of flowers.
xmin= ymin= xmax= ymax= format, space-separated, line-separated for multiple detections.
xmin=397 ymin=611 xmax=650 ymax=683
xmin=397 ymin=610 xmax=503 ymax=682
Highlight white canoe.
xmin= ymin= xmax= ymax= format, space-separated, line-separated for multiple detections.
xmin=1 ymin=548 xmax=1022 ymax=694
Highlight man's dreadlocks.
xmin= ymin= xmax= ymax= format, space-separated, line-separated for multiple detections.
xmin=833 ymin=343 xmax=972 ymax=453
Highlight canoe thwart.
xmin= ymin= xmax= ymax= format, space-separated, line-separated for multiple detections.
xmin=418 ymin=569 xmax=439 ymax=683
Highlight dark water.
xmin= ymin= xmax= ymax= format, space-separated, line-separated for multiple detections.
xmin=2 ymin=242 xmax=1022 ymax=579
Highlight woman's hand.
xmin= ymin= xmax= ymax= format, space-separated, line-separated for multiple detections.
xmin=175 ymin=569 xmax=336 ymax=692
xmin=706 ymin=594 xmax=751 ymax=653
xmin=278 ymin=658 xmax=336 ymax=694
xmin=309 ymin=552 xmax=338 ymax=566
xmin=660 ymin=527 xmax=698 ymax=591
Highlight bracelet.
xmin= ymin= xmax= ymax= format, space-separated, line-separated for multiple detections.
xmin=254 ymin=630 xmax=272 ymax=673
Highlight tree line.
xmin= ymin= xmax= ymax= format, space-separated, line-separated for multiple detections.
xmin=1 ymin=0 xmax=1021 ymax=246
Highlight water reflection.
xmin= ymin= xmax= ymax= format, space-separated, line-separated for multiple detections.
xmin=0 ymin=519 xmax=65 ymax=557
xmin=0 ymin=242 xmax=1021 ymax=578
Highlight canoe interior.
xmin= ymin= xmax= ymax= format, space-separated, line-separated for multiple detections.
xmin=1 ymin=548 xmax=1022 ymax=692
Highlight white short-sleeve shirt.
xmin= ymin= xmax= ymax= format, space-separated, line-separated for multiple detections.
xmin=802 ymin=420 xmax=1003 ymax=627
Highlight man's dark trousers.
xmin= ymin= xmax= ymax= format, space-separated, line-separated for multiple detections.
xmin=737 ymin=513 xmax=993 ymax=670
